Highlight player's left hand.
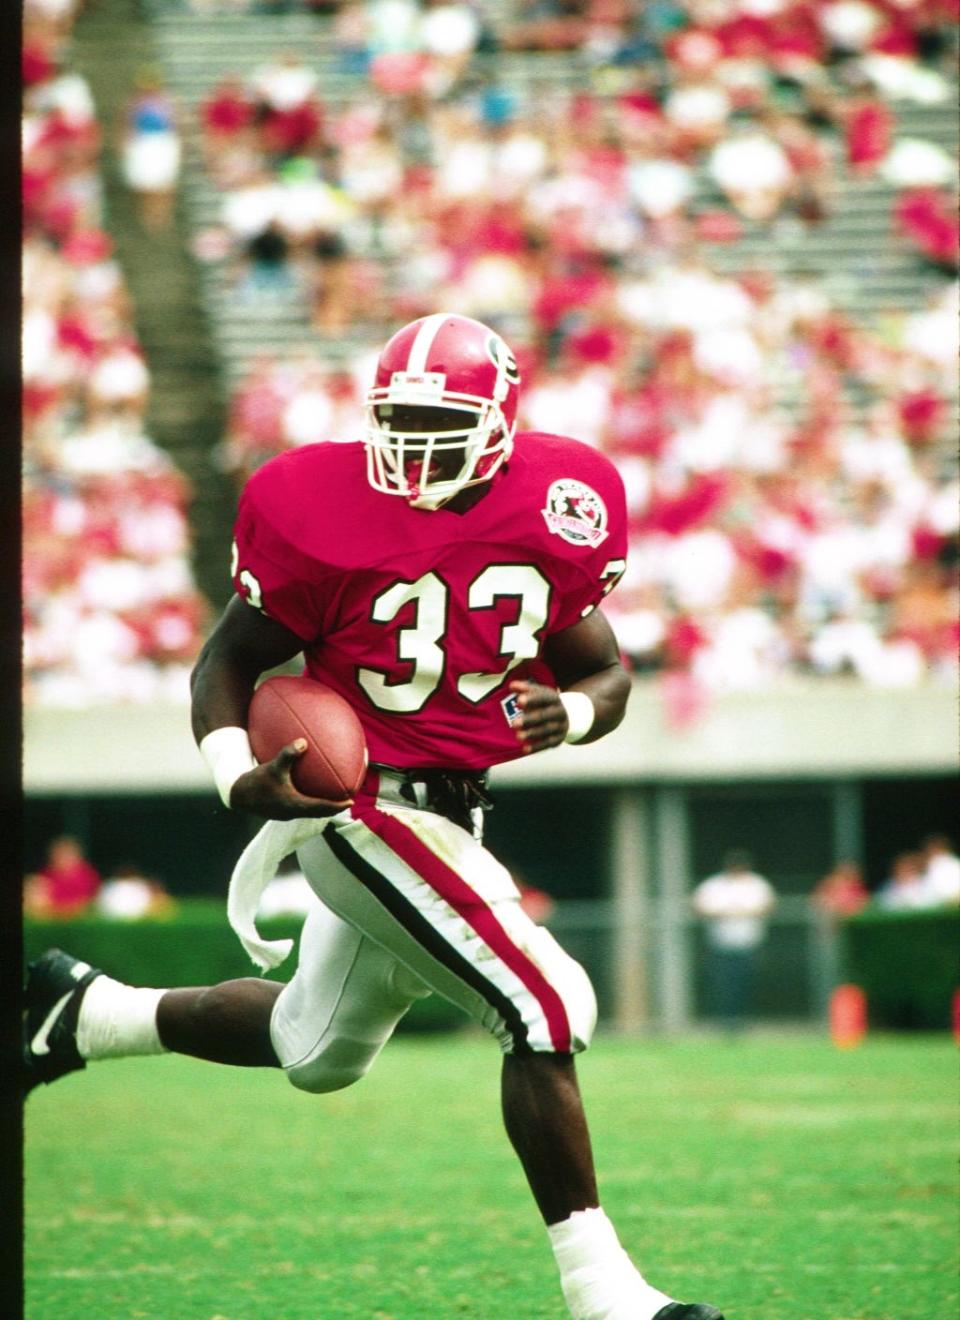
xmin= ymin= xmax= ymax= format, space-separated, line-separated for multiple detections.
xmin=508 ymin=679 xmax=568 ymax=754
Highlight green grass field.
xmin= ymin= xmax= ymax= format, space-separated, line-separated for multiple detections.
xmin=24 ymin=1032 xmax=958 ymax=1320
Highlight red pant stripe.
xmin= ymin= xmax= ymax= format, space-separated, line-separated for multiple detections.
xmin=352 ymin=799 xmax=574 ymax=1053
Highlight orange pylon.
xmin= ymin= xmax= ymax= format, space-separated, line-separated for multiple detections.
xmin=830 ymin=984 xmax=867 ymax=1048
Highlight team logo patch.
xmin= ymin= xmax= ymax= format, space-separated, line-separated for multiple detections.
xmin=541 ymin=479 xmax=609 ymax=547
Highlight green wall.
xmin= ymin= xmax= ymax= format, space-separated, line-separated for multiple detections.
xmin=24 ymin=774 xmax=957 ymax=900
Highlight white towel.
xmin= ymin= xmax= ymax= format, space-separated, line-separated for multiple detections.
xmin=227 ymin=815 xmax=340 ymax=972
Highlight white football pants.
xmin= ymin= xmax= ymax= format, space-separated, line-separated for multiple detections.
xmin=270 ymin=772 xmax=597 ymax=1094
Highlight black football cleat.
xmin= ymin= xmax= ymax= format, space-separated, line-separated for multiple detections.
xmin=23 ymin=949 xmax=103 ymax=1095
xmin=652 ymin=1305 xmax=724 ymax=1320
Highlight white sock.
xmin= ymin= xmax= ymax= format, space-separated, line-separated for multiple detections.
xmin=76 ymin=975 xmax=169 ymax=1060
xmin=548 ymin=1207 xmax=673 ymax=1320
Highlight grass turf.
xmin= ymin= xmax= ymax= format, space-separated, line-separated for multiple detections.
xmin=24 ymin=1032 xmax=958 ymax=1320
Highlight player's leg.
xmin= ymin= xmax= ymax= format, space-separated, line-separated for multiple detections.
xmin=500 ymin=1049 xmax=597 ymax=1224
xmin=157 ymin=979 xmax=281 ymax=1064
xmin=501 ymin=1051 xmax=724 ymax=1320
xmin=304 ymin=806 xmax=724 ymax=1320
xmin=23 ymin=893 xmax=428 ymax=1096
xmin=22 ymin=947 xmax=282 ymax=1094
xmin=269 ymin=896 xmax=430 ymax=1094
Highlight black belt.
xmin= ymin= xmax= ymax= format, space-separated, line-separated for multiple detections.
xmin=372 ymin=764 xmax=495 ymax=834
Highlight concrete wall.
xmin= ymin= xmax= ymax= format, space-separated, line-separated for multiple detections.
xmin=24 ymin=678 xmax=958 ymax=793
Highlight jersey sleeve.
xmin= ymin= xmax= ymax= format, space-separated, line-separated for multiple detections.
xmin=230 ymin=466 xmax=331 ymax=642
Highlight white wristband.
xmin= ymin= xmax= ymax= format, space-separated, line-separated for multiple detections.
xmin=199 ymin=726 xmax=258 ymax=808
xmin=560 ymin=691 xmax=595 ymax=744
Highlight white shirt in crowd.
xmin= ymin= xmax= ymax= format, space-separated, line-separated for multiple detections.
xmin=924 ymin=850 xmax=960 ymax=905
xmin=692 ymin=870 xmax=777 ymax=950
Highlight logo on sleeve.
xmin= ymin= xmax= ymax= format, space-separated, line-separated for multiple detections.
xmin=541 ymin=479 xmax=609 ymax=547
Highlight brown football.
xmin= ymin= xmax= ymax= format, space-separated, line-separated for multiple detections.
xmin=248 ymin=675 xmax=368 ymax=801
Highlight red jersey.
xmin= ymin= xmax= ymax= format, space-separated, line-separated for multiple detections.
xmin=231 ymin=432 xmax=627 ymax=771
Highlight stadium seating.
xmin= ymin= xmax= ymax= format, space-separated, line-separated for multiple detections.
xmin=23 ymin=0 xmax=959 ymax=702
xmin=23 ymin=0 xmax=208 ymax=705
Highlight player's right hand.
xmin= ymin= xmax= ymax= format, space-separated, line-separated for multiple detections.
xmin=228 ymin=740 xmax=353 ymax=820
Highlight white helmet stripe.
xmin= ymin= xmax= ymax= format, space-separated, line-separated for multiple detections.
xmin=405 ymin=312 xmax=450 ymax=374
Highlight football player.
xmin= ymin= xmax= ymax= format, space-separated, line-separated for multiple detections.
xmin=25 ymin=313 xmax=723 ymax=1320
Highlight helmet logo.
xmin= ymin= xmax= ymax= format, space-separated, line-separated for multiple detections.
xmin=542 ymin=479 xmax=609 ymax=547
xmin=486 ymin=334 xmax=520 ymax=385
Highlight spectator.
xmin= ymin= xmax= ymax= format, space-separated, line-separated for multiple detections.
xmin=25 ymin=836 xmax=102 ymax=918
xmin=236 ymin=223 xmax=297 ymax=300
xmin=331 ymin=2 xmax=372 ymax=77
xmin=504 ymin=0 xmax=588 ymax=52
xmin=199 ymin=75 xmax=255 ymax=183
xmin=663 ymin=65 xmax=731 ymax=152
xmin=120 ymin=68 xmax=181 ymax=232
xmin=420 ymin=0 xmax=480 ymax=94
xmin=812 ymin=860 xmax=870 ymax=918
xmin=250 ymin=49 xmax=319 ymax=116
xmin=516 ymin=880 xmax=557 ymax=925
xmin=86 ymin=339 xmax=151 ymax=420
xmin=875 ymin=851 xmax=935 ymax=910
xmin=880 ymin=136 xmax=954 ymax=189
xmin=627 ymin=146 xmax=695 ymax=222
xmin=96 ymin=864 xmax=176 ymax=920
xmin=708 ymin=124 xmax=794 ymax=222
xmin=919 ymin=835 xmax=960 ymax=906
xmin=201 ymin=74 xmax=253 ymax=145
xmin=844 ymin=97 xmax=893 ymax=175
xmin=893 ymin=188 xmax=959 ymax=272
xmin=692 ymin=849 xmax=777 ymax=1031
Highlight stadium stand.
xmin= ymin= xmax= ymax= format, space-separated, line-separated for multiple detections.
xmin=23 ymin=0 xmax=959 ymax=702
xmin=23 ymin=0 xmax=209 ymax=705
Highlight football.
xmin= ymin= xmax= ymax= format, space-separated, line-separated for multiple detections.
xmin=247 ymin=675 xmax=368 ymax=801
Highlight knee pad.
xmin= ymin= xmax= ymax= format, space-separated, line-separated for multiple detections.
xmin=559 ymin=956 xmax=598 ymax=1053
xmin=575 ymin=964 xmax=598 ymax=1050
xmin=283 ymin=1035 xmax=381 ymax=1095
xmin=498 ymin=947 xmax=598 ymax=1057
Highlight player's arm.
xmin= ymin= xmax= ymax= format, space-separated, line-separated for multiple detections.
xmin=509 ymin=609 xmax=630 ymax=754
xmin=191 ymin=595 xmax=350 ymax=819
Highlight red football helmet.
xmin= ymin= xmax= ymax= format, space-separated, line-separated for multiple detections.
xmin=364 ymin=312 xmax=520 ymax=509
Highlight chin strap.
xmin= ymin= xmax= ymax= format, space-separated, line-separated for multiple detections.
xmin=408 ymin=491 xmax=454 ymax=511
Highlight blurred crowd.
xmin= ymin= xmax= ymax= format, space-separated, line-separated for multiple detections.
xmin=23 ymin=0 xmax=207 ymax=706
xmin=813 ymin=833 xmax=960 ymax=914
xmin=25 ymin=827 xmax=956 ymax=930
xmin=198 ymin=0 xmax=958 ymax=697
xmin=22 ymin=0 xmax=959 ymax=704
xmin=197 ymin=0 xmax=959 ymax=318
xmin=24 ymin=835 xmax=176 ymax=920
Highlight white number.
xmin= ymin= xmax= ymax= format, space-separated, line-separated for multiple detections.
xmin=232 ymin=541 xmax=265 ymax=611
xmin=239 ymin=570 xmax=264 ymax=610
xmin=458 ymin=565 xmax=551 ymax=703
xmin=600 ymin=558 xmax=627 ymax=594
xmin=234 ymin=553 xmax=564 ymax=712
xmin=359 ymin=565 xmax=552 ymax=713
xmin=357 ymin=572 xmax=447 ymax=713
xmin=580 ymin=557 xmax=626 ymax=618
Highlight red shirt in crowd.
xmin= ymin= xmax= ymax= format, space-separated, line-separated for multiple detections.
xmin=845 ymin=100 xmax=893 ymax=172
xmin=894 ymin=189 xmax=960 ymax=269
xmin=38 ymin=855 xmax=102 ymax=915
xmin=202 ymin=83 xmax=254 ymax=138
